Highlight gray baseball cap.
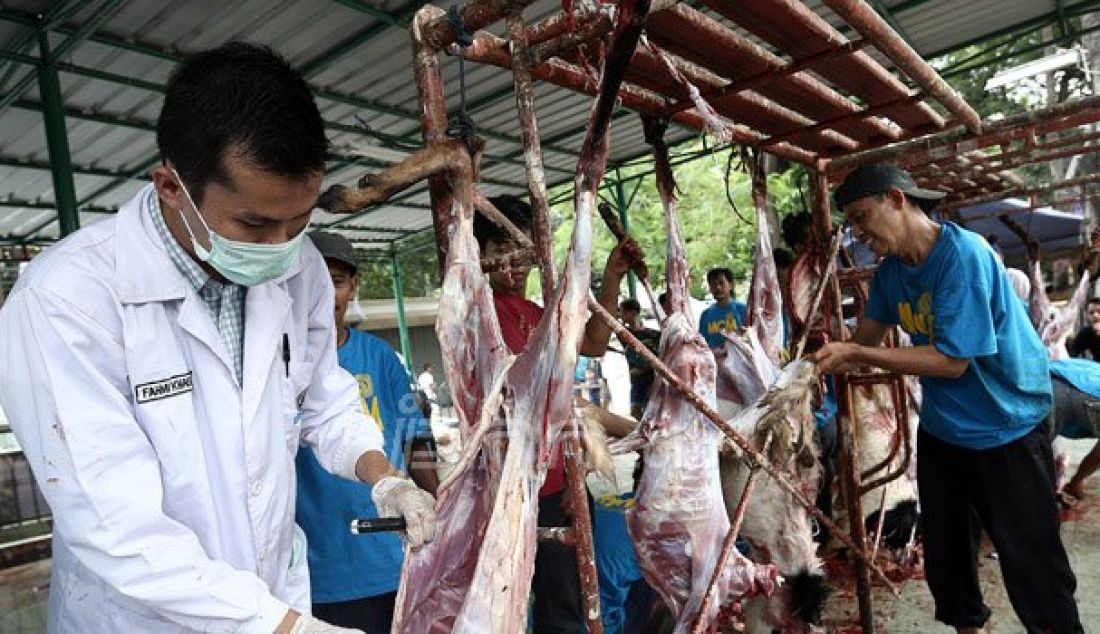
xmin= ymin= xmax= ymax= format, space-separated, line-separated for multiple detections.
xmin=834 ymin=163 xmax=946 ymax=213
xmin=308 ymin=231 xmax=358 ymax=273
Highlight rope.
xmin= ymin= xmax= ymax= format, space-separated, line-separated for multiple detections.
xmin=445 ymin=5 xmax=478 ymax=145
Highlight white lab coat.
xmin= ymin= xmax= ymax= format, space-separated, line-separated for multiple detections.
xmin=0 ymin=185 xmax=384 ymax=632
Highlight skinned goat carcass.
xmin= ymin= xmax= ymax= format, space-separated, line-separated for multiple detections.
xmin=616 ymin=116 xmax=779 ymax=634
xmin=713 ymin=157 xmax=829 ymax=633
xmin=393 ymin=1 xmax=648 ymax=629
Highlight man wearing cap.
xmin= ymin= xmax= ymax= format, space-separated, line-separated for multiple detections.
xmin=812 ymin=164 xmax=1080 ymax=633
xmin=295 ymin=231 xmax=438 ymax=632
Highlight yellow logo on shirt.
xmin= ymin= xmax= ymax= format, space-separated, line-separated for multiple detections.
xmin=354 ymin=373 xmax=384 ymax=431
xmin=706 ymin=314 xmax=739 ymax=337
xmin=898 ymin=292 xmax=935 ymax=337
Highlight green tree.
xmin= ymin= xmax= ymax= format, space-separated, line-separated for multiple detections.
xmin=545 ymin=141 xmax=810 ymax=302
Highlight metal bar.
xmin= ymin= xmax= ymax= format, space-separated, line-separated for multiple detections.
xmin=943 ymin=173 xmax=1100 ymax=212
xmin=457 ymin=31 xmax=818 ymax=165
xmin=587 ymin=297 xmax=900 ymax=592
xmin=820 ymin=0 xmax=981 ymax=134
xmin=837 ymin=373 xmax=875 ymax=633
xmin=828 ymin=95 xmax=1100 ymax=171
xmin=418 ymin=0 xmax=539 ymax=50
xmin=612 ymin=175 xmax=638 ymax=300
xmin=922 ymin=0 xmax=1100 ymax=62
xmin=666 ymin=37 xmax=871 ymax=117
xmin=0 ymin=0 xmax=125 ymax=116
xmin=506 ymin=13 xmax=556 ymax=304
xmin=300 ymin=0 xmax=424 ymax=78
xmin=390 ymin=250 xmax=415 ymax=376
xmin=689 ymin=433 xmax=773 ymax=634
xmin=762 ymin=92 xmax=924 ymax=149
xmin=562 ymin=414 xmax=603 ymax=634
xmin=411 ymin=5 xmax=458 ymax=276
xmin=36 ymin=29 xmax=79 ymax=238
xmin=77 ymin=156 xmax=160 ymax=206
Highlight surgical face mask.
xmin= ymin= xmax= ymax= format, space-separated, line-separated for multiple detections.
xmin=171 ymin=168 xmax=304 ymax=286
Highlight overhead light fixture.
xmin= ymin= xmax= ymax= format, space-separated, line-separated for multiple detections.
xmin=984 ymin=47 xmax=1085 ymax=91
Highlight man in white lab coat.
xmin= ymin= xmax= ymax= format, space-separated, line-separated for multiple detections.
xmin=0 ymin=43 xmax=435 ymax=633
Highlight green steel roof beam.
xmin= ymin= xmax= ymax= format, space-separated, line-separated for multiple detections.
xmin=0 ymin=200 xmax=114 ymax=213
xmin=1055 ymin=0 xmax=1072 ymax=39
xmin=0 ymin=0 xmax=83 ymax=88
xmin=925 ymin=0 xmax=1100 ymax=61
xmin=940 ymin=21 xmax=1100 ymax=80
xmin=0 ymin=0 xmax=126 ymax=116
xmin=301 ymin=0 xmax=425 ymax=78
xmin=0 ymin=7 xmax=582 ymax=162
xmin=0 ymin=154 xmax=138 ymax=179
xmin=78 ymin=156 xmax=160 ymax=206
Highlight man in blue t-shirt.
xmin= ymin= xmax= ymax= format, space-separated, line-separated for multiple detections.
xmin=296 ymin=232 xmax=436 ymax=633
xmin=1049 ymin=359 xmax=1100 ymax=501
xmin=812 ymin=164 xmax=1080 ymax=634
xmin=699 ymin=267 xmax=747 ymax=348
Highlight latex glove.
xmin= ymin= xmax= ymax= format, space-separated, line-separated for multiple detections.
xmin=288 ymin=614 xmax=363 ymax=634
xmin=370 ymin=476 xmax=437 ymax=549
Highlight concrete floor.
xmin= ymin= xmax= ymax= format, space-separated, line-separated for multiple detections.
xmin=3 ymin=435 xmax=1098 ymax=633
xmin=821 ymin=437 xmax=1100 ymax=633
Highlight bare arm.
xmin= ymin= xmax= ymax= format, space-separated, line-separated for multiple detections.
xmin=851 ymin=317 xmax=891 ymax=347
xmin=580 ymin=238 xmax=644 ymax=357
xmin=812 ymin=340 xmax=968 ymax=379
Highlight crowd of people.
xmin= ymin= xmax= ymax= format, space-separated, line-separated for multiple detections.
xmin=2 ymin=41 xmax=1098 ymax=634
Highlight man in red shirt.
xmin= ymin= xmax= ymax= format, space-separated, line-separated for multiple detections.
xmin=475 ymin=194 xmax=640 ymax=633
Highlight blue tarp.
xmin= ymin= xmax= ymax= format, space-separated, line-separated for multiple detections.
xmin=955 ymin=198 xmax=1086 ymax=258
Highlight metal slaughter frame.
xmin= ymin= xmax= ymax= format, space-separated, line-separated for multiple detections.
xmin=330 ymin=0 xmax=1100 ymax=631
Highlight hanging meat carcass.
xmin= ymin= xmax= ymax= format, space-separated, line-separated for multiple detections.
xmin=390 ymin=1 xmax=650 ymax=629
xmin=612 ymin=116 xmax=779 ymax=634
xmin=717 ymin=157 xmax=829 ymax=633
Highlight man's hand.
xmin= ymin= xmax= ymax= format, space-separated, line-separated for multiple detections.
xmin=604 ymin=237 xmax=646 ymax=282
xmin=277 ymin=611 xmax=363 ymax=634
xmin=808 ymin=341 xmax=862 ymax=375
xmin=370 ymin=476 xmax=437 ymax=549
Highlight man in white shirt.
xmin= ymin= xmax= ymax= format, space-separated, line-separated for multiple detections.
xmin=0 ymin=42 xmax=435 ymax=634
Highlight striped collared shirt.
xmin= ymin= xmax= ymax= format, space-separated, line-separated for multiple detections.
xmin=146 ymin=189 xmax=246 ymax=384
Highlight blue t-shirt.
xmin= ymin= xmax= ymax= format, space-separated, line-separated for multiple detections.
xmin=295 ymin=328 xmax=432 ymax=602
xmin=699 ymin=300 xmax=747 ymax=348
xmin=864 ymin=222 xmax=1051 ymax=450
xmin=593 ymin=494 xmax=644 ymax=633
xmin=1051 ymin=358 xmax=1100 ymax=439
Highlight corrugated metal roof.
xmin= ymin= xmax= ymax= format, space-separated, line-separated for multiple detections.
xmin=0 ymin=0 xmax=1093 ymax=250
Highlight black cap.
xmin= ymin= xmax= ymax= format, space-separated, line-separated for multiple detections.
xmin=308 ymin=230 xmax=358 ymax=273
xmin=834 ymin=164 xmax=946 ymax=213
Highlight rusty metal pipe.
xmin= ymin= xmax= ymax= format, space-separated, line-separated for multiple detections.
xmin=667 ymin=38 xmax=871 ymax=116
xmin=587 ymin=296 xmax=901 ymax=593
xmin=457 ymin=30 xmax=818 ymax=165
xmin=654 ymin=4 xmax=897 ymax=143
xmin=762 ymin=92 xmax=923 ymax=149
xmin=828 ymin=95 xmax=1100 ymax=172
xmin=419 ymin=0 xmax=539 ymax=50
xmin=943 ymin=172 xmax=1100 ymax=212
xmin=837 ymin=373 xmax=876 ymax=633
xmin=412 ymin=5 xmax=459 ymax=275
xmin=820 ymin=0 xmax=980 ymax=134
xmin=506 ymin=14 xmax=556 ymax=303
xmin=690 ymin=432 xmax=774 ymax=634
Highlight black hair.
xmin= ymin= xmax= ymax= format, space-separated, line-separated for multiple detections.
xmin=706 ymin=268 xmax=733 ymax=285
xmin=773 ymin=247 xmax=796 ymax=269
xmin=157 ymin=42 xmax=327 ymax=205
xmin=781 ymin=212 xmax=813 ymax=251
xmin=619 ymin=298 xmax=641 ymax=313
xmin=1089 ymin=297 xmax=1100 ymax=305
xmin=474 ymin=195 xmax=533 ymax=250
